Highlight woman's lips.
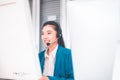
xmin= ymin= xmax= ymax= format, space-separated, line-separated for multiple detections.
xmin=44 ymin=40 xmax=50 ymax=43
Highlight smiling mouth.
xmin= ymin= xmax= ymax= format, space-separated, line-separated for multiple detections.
xmin=44 ymin=40 xmax=50 ymax=43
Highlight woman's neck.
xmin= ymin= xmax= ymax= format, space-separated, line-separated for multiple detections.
xmin=47 ymin=43 xmax=58 ymax=55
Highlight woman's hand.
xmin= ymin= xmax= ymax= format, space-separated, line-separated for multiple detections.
xmin=40 ymin=76 xmax=49 ymax=80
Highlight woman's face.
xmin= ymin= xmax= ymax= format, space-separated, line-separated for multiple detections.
xmin=41 ymin=25 xmax=58 ymax=47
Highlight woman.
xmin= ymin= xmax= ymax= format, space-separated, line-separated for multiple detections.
xmin=38 ymin=21 xmax=74 ymax=80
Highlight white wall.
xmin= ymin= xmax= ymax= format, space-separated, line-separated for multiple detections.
xmin=67 ymin=0 xmax=120 ymax=80
xmin=112 ymin=41 xmax=120 ymax=80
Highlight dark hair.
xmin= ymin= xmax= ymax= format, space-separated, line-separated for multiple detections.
xmin=41 ymin=21 xmax=65 ymax=48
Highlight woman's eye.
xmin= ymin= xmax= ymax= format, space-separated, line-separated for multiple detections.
xmin=48 ymin=33 xmax=51 ymax=34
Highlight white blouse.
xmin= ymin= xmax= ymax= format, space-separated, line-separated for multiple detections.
xmin=43 ymin=45 xmax=58 ymax=76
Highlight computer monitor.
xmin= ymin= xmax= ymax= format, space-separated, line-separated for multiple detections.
xmin=0 ymin=0 xmax=41 ymax=79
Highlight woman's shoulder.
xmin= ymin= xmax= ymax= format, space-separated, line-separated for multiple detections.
xmin=58 ymin=45 xmax=72 ymax=54
xmin=38 ymin=50 xmax=45 ymax=57
xmin=58 ymin=45 xmax=73 ymax=60
xmin=59 ymin=45 xmax=71 ymax=50
xmin=39 ymin=50 xmax=45 ymax=53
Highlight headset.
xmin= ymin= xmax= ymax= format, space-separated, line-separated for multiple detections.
xmin=56 ymin=23 xmax=62 ymax=39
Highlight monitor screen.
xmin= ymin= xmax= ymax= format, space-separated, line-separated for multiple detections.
xmin=0 ymin=0 xmax=41 ymax=79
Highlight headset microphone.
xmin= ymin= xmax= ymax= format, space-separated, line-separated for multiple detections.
xmin=46 ymin=38 xmax=59 ymax=46
xmin=46 ymin=33 xmax=62 ymax=46
xmin=46 ymin=43 xmax=50 ymax=46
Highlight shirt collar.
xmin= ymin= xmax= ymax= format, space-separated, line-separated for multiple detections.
xmin=45 ymin=44 xmax=58 ymax=58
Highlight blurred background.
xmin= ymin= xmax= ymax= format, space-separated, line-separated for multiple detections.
xmin=0 ymin=0 xmax=120 ymax=80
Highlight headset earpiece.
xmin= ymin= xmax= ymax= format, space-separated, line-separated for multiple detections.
xmin=58 ymin=33 xmax=62 ymax=38
xmin=57 ymin=33 xmax=61 ymax=38
xmin=55 ymin=22 xmax=62 ymax=39
xmin=56 ymin=29 xmax=62 ymax=38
